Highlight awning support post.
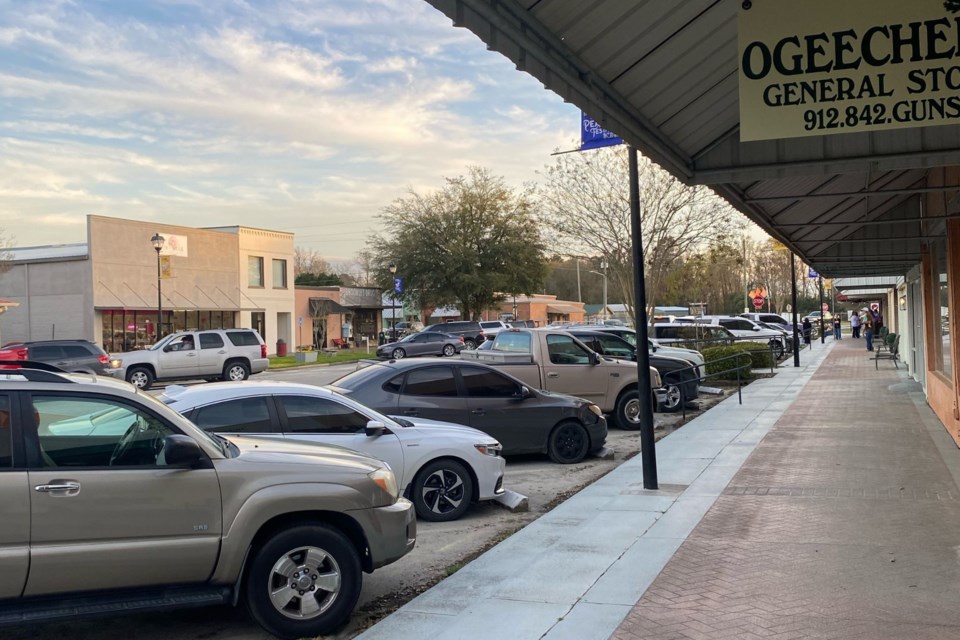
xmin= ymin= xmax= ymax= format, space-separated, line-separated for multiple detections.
xmin=629 ymin=146 xmax=658 ymax=491
xmin=791 ymin=252 xmax=800 ymax=367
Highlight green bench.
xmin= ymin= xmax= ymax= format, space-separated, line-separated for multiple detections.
xmin=874 ymin=333 xmax=900 ymax=370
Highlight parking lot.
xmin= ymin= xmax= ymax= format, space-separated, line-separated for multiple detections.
xmin=5 ymin=361 xmax=729 ymax=640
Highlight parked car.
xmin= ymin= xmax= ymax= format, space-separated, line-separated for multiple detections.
xmin=652 ymin=323 xmax=736 ymax=348
xmin=567 ymin=330 xmax=700 ymax=412
xmin=691 ymin=316 xmax=787 ymax=358
xmin=107 ymin=328 xmax=268 ymax=390
xmin=0 ymin=365 xmax=415 ymax=639
xmin=421 ymin=321 xmax=486 ymax=349
xmin=740 ymin=312 xmax=791 ymax=328
xmin=376 ymin=332 xmax=464 ymax=359
xmin=329 ymin=359 xmax=607 ymax=464
xmin=802 ymin=310 xmax=834 ymax=323
xmin=510 ymin=319 xmax=538 ymax=328
xmin=570 ymin=325 xmax=706 ymax=376
xmin=479 ymin=320 xmax=512 ymax=339
xmin=461 ymin=329 xmax=664 ymax=430
xmin=0 ymin=339 xmax=110 ymax=374
xmin=385 ymin=321 xmax=422 ymax=341
xmin=161 ymin=380 xmax=505 ymax=521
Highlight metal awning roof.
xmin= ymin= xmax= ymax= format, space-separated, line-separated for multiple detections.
xmin=309 ymin=298 xmax=352 ymax=316
xmin=547 ymin=304 xmax=580 ymax=314
xmin=834 ymin=277 xmax=900 ymax=293
xmin=425 ymin=0 xmax=960 ymax=277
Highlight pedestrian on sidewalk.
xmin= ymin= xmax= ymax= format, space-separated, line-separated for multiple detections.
xmin=802 ymin=317 xmax=812 ymax=347
xmin=833 ymin=316 xmax=842 ymax=340
xmin=850 ymin=311 xmax=861 ymax=338
xmin=864 ymin=314 xmax=875 ymax=351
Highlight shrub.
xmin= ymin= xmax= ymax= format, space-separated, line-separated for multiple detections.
xmin=700 ymin=342 xmax=776 ymax=381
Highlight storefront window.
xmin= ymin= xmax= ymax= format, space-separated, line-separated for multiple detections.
xmin=932 ymin=238 xmax=951 ymax=380
xmin=248 ymin=256 xmax=264 ymax=287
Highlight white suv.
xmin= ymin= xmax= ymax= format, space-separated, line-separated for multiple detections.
xmin=108 ymin=329 xmax=269 ymax=390
xmin=692 ymin=316 xmax=787 ymax=358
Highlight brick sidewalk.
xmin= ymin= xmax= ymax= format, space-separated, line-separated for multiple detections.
xmin=612 ymin=340 xmax=960 ymax=640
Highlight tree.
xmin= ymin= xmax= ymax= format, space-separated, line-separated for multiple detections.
xmin=538 ymin=146 xmax=743 ymax=318
xmin=294 ymin=247 xmax=331 ymax=278
xmin=295 ymin=272 xmax=343 ymax=286
xmin=371 ymin=167 xmax=548 ymax=319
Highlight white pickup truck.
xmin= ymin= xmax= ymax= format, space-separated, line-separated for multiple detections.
xmin=461 ymin=329 xmax=664 ymax=430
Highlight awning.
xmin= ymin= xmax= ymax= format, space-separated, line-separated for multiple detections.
xmin=547 ymin=304 xmax=580 ymax=314
xmin=431 ymin=307 xmax=460 ymax=318
xmin=310 ymin=298 xmax=352 ymax=317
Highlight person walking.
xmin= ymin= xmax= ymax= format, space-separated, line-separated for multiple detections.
xmin=833 ymin=316 xmax=842 ymax=340
xmin=850 ymin=311 xmax=861 ymax=338
xmin=864 ymin=314 xmax=875 ymax=351
xmin=802 ymin=317 xmax=813 ymax=348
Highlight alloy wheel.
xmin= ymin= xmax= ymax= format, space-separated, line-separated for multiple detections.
xmin=552 ymin=424 xmax=587 ymax=462
xmin=129 ymin=371 xmax=149 ymax=388
xmin=228 ymin=365 xmax=246 ymax=381
xmin=267 ymin=546 xmax=341 ymax=620
xmin=420 ymin=468 xmax=465 ymax=516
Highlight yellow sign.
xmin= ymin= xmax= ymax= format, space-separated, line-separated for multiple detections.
xmin=770 ymin=239 xmax=788 ymax=252
xmin=739 ymin=0 xmax=960 ymax=141
xmin=159 ymin=255 xmax=173 ymax=279
xmin=824 ymin=278 xmax=833 ymax=290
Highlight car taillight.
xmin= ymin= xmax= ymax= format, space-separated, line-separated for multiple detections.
xmin=15 ymin=348 xmax=27 ymax=361
xmin=98 ymin=355 xmax=110 ymax=364
xmin=261 ymin=344 xmax=267 ymax=358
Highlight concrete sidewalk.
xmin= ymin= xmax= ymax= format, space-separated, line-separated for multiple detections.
xmin=358 ymin=342 xmax=840 ymax=640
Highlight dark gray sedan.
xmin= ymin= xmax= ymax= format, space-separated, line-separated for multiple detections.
xmin=376 ymin=332 xmax=464 ymax=359
xmin=327 ymin=359 xmax=608 ymax=464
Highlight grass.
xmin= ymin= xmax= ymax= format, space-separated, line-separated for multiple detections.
xmin=268 ymin=349 xmax=376 ymax=369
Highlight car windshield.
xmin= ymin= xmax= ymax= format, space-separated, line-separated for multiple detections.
xmin=399 ymin=334 xmax=418 ymax=343
xmin=135 ymin=388 xmax=228 ymax=454
xmin=148 ymin=335 xmax=176 ymax=351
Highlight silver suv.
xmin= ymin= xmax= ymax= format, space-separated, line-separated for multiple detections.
xmin=108 ymin=329 xmax=269 ymax=390
xmin=0 ymin=365 xmax=416 ymax=639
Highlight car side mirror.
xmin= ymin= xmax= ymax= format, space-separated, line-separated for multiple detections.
xmin=163 ymin=344 xmax=174 ymax=352
xmin=163 ymin=435 xmax=205 ymax=467
xmin=514 ymin=386 xmax=533 ymax=400
xmin=365 ymin=420 xmax=387 ymax=437
xmin=753 ymin=326 xmax=761 ymax=331
xmin=590 ymin=352 xmax=601 ymax=365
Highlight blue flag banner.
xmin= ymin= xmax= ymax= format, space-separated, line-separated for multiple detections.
xmin=581 ymin=112 xmax=622 ymax=150
xmin=808 ymin=269 xmax=819 ymax=278
xmin=394 ymin=277 xmax=403 ymax=294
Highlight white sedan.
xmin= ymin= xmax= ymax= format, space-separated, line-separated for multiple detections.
xmin=159 ymin=381 xmax=506 ymax=522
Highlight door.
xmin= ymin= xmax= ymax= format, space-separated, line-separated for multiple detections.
xmin=156 ymin=333 xmax=200 ymax=378
xmin=461 ymin=366 xmax=543 ymax=452
xmin=274 ymin=394 xmax=406 ymax=486
xmin=0 ymin=393 xmax=29 ymax=598
xmin=197 ymin=332 xmax=228 ymax=375
xmin=396 ymin=366 xmax=470 ymax=425
xmin=541 ymin=333 xmax=608 ymax=403
xmin=25 ymin=393 xmax=222 ymax=596
xmin=405 ymin=333 xmax=436 ymax=356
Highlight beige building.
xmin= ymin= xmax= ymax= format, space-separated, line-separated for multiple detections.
xmin=0 ymin=215 xmax=295 ymax=354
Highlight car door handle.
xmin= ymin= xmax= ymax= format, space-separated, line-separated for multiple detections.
xmin=218 ymin=350 xmax=227 ymax=354
xmin=471 ymin=409 xmax=486 ymax=415
xmin=186 ymin=353 xmax=197 ymax=357
xmin=547 ymin=372 xmax=559 ymax=378
xmin=34 ymin=481 xmax=81 ymax=496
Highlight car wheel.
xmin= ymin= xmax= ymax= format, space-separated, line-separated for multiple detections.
xmin=391 ymin=348 xmax=406 ymax=360
xmin=413 ymin=459 xmax=473 ymax=522
xmin=614 ymin=389 xmax=642 ymax=430
xmin=224 ymin=361 xmax=250 ymax=382
xmin=660 ymin=384 xmax=684 ymax=413
xmin=245 ymin=524 xmax=361 ymax=640
xmin=442 ymin=344 xmax=456 ymax=357
xmin=463 ymin=339 xmax=477 ymax=350
xmin=126 ymin=366 xmax=154 ymax=390
xmin=548 ymin=421 xmax=590 ymax=464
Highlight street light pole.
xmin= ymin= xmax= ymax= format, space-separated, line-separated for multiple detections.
xmin=150 ymin=233 xmax=165 ymax=340
xmin=600 ymin=258 xmax=608 ymax=321
xmin=388 ymin=262 xmax=397 ymax=340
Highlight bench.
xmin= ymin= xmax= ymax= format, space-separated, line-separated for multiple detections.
xmin=874 ymin=334 xmax=900 ymax=369
xmin=332 ymin=338 xmax=348 ymax=349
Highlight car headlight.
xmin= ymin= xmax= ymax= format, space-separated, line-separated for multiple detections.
xmin=474 ymin=443 xmax=502 ymax=457
xmin=587 ymin=404 xmax=603 ymax=418
xmin=110 ymin=359 xmax=122 ymax=369
xmin=651 ymin=369 xmax=662 ymax=386
xmin=368 ymin=467 xmax=399 ymax=501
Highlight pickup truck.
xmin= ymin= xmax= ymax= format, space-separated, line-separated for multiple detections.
xmin=461 ymin=329 xmax=663 ymax=430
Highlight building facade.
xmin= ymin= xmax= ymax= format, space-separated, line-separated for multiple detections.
xmin=294 ymin=286 xmax=383 ymax=349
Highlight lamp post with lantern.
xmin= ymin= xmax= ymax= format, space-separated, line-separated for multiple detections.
xmin=150 ymin=233 xmax=165 ymax=340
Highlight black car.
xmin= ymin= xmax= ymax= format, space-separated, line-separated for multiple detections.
xmin=421 ymin=321 xmax=486 ymax=349
xmin=0 ymin=339 xmax=110 ymax=374
xmin=328 ymin=359 xmax=607 ymax=464
xmin=566 ymin=330 xmax=699 ymax=413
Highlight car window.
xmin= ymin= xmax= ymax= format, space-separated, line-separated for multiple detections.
xmin=166 ymin=334 xmax=195 ymax=352
xmin=62 ymin=345 xmax=93 ymax=358
xmin=0 ymin=395 xmax=11 ymax=468
xmin=480 ymin=322 xmax=501 ymax=329
xmin=226 ymin=331 xmax=260 ymax=347
xmin=383 ymin=374 xmax=404 ymax=393
xmin=597 ymin=335 xmax=633 ymax=356
xmin=461 ymin=366 xmax=520 ymax=398
xmin=199 ymin=333 xmax=225 ymax=349
xmin=278 ymin=395 xmax=369 ymax=434
xmin=32 ymin=395 xmax=177 ymax=468
xmin=546 ymin=334 xmax=591 ymax=365
xmin=30 ymin=345 xmax=63 ymax=360
xmin=412 ymin=334 xmax=431 ymax=343
xmin=193 ymin=397 xmax=273 ymax=434
xmin=402 ymin=367 xmax=459 ymax=397
xmin=492 ymin=332 xmax=531 ymax=353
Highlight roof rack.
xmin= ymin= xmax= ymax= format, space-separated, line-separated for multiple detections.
xmin=0 ymin=361 xmax=75 ymax=384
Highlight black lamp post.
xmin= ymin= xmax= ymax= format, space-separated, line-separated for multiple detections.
xmin=388 ymin=262 xmax=397 ymax=340
xmin=151 ymin=233 xmax=165 ymax=340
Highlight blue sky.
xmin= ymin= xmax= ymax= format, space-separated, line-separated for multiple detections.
xmin=0 ymin=0 xmax=578 ymax=261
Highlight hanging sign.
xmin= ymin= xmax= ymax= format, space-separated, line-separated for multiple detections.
xmin=738 ymin=0 xmax=960 ymax=141
xmin=159 ymin=234 xmax=188 ymax=257
xmin=580 ymin=112 xmax=623 ymax=150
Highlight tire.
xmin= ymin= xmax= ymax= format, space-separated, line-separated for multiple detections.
xmin=245 ymin=524 xmax=361 ymax=640
xmin=463 ymin=339 xmax=477 ymax=350
xmin=126 ymin=366 xmax=154 ymax=390
xmin=442 ymin=344 xmax=456 ymax=357
xmin=547 ymin=421 xmax=590 ymax=464
xmin=614 ymin=389 xmax=642 ymax=430
xmin=660 ymin=384 xmax=684 ymax=413
xmin=391 ymin=348 xmax=406 ymax=360
xmin=223 ymin=361 xmax=250 ymax=382
xmin=412 ymin=459 xmax=473 ymax=522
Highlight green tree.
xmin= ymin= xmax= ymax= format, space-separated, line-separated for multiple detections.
xmin=372 ymin=167 xmax=547 ymax=320
xmin=295 ymin=272 xmax=343 ymax=286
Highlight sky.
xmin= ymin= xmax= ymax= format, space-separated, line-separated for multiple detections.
xmin=0 ymin=0 xmax=579 ymax=262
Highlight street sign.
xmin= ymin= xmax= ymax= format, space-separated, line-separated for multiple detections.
xmin=823 ymin=278 xmax=833 ymax=290
xmin=870 ymin=302 xmax=880 ymax=313
xmin=394 ymin=277 xmax=403 ymax=294
xmin=752 ymin=295 xmax=765 ymax=309
xmin=298 ymin=316 xmax=302 ymax=327
xmin=808 ymin=269 xmax=819 ymax=278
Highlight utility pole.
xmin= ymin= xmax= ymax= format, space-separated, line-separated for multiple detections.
xmin=818 ymin=276 xmax=825 ymax=344
xmin=791 ymin=252 xmax=800 ymax=367
xmin=576 ymin=258 xmax=582 ymax=303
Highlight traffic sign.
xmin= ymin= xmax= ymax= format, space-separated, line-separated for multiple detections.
xmin=808 ymin=269 xmax=819 ymax=278
xmin=870 ymin=302 xmax=880 ymax=312
xmin=753 ymin=295 xmax=765 ymax=309
xmin=298 ymin=316 xmax=302 ymax=327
